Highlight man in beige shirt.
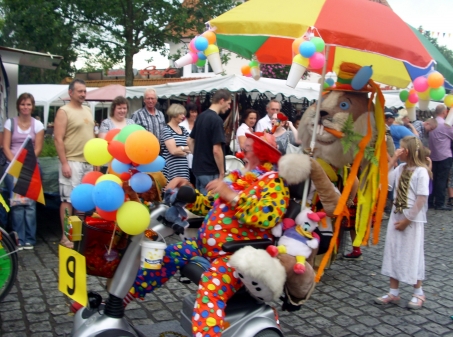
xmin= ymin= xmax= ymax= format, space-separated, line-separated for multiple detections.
xmin=54 ymin=79 xmax=95 ymax=248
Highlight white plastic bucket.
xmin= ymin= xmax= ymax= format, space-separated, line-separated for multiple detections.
xmin=140 ymin=239 xmax=167 ymax=270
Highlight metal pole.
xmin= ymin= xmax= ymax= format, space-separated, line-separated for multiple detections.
xmin=301 ymin=45 xmax=330 ymax=210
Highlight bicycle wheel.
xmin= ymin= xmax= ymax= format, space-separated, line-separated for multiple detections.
xmin=0 ymin=229 xmax=18 ymax=302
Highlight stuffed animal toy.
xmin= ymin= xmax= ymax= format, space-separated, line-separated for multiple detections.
xmin=267 ymin=209 xmax=325 ymax=274
xmin=163 ymin=188 xmax=190 ymax=235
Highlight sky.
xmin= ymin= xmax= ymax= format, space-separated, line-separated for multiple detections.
xmin=86 ymin=0 xmax=453 ymax=71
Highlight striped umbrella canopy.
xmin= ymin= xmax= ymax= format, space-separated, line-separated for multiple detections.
xmin=209 ymin=0 xmax=437 ymax=88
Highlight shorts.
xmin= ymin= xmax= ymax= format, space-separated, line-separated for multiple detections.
xmin=59 ymin=161 xmax=93 ymax=203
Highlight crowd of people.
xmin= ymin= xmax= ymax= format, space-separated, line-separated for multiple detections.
xmin=2 ymin=78 xmax=451 ymax=334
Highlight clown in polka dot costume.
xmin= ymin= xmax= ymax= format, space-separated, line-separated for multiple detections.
xmin=129 ymin=161 xmax=289 ymax=337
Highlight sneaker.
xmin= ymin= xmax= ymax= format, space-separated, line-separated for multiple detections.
xmin=17 ymin=244 xmax=24 ymax=251
xmin=24 ymin=243 xmax=34 ymax=250
xmin=343 ymin=250 xmax=363 ymax=260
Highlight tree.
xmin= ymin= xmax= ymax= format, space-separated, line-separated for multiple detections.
xmin=0 ymin=0 xmax=78 ymax=84
xmin=421 ymin=28 xmax=453 ymax=67
xmin=59 ymin=0 xmax=237 ymax=86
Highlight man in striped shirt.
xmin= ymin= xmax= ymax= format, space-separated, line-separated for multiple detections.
xmin=131 ymin=88 xmax=166 ymax=141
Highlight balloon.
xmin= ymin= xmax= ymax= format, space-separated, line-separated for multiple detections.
xmin=323 ymin=82 xmax=330 ymax=90
xmin=130 ymin=173 xmax=153 ymax=193
xmin=189 ymin=38 xmax=198 ymax=53
xmin=83 ymin=138 xmax=112 ymax=166
xmin=202 ymin=31 xmax=217 ymax=44
xmin=194 ymin=36 xmax=209 ymax=51
xmin=117 ymin=124 xmax=145 ymax=143
xmin=70 ymin=184 xmax=95 ymax=212
xmin=310 ymin=37 xmax=325 ymax=53
xmin=204 ymin=44 xmax=219 ymax=55
xmin=413 ymin=76 xmax=429 ymax=92
xmin=241 ymin=65 xmax=251 ymax=76
xmin=111 ymin=159 xmax=131 ymax=174
xmin=96 ymin=207 xmax=117 ymax=221
xmin=107 ymin=161 xmax=121 ymax=177
xmin=292 ymin=37 xmax=305 ymax=55
xmin=249 ymin=60 xmax=259 ymax=68
xmin=299 ymin=41 xmax=316 ymax=58
xmin=137 ymin=156 xmax=165 ymax=173
xmin=427 ymin=71 xmax=444 ymax=88
xmin=120 ymin=172 xmax=132 ymax=181
xmin=93 ymin=180 xmax=125 ymax=212
xmin=82 ymin=171 xmax=104 ymax=185
xmin=197 ymin=51 xmax=207 ymax=61
xmin=125 ymin=130 xmax=160 ymax=165
xmin=444 ymin=94 xmax=453 ymax=107
xmin=429 ymin=86 xmax=446 ymax=101
xmin=326 ymin=78 xmax=335 ymax=86
xmin=399 ymin=90 xmax=409 ymax=102
xmin=105 ymin=129 xmax=120 ymax=142
xmin=190 ymin=52 xmax=198 ymax=63
xmin=309 ymin=52 xmax=325 ymax=69
xmin=408 ymin=92 xmax=419 ymax=104
xmin=351 ymin=65 xmax=373 ymax=90
xmin=418 ymin=89 xmax=430 ymax=100
xmin=96 ymin=173 xmax=123 ymax=186
xmin=116 ymin=201 xmax=150 ymax=235
xmin=108 ymin=140 xmax=131 ymax=164
xmin=196 ymin=59 xmax=206 ymax=67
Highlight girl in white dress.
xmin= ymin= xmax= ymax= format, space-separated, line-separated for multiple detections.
xmin=375 ymin=136 xmax=431 ymax=309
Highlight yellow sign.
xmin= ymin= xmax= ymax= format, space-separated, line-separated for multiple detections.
xmin=58 ymin=245 xmax=87 ymax=306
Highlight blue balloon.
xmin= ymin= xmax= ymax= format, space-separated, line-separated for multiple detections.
xmin=137 ymin=156 xmax=165 ymax=173
xmin=299 ymin=41 xmax=316 ymax=58
xmin=326 ymin=78 xmax=335 ymax=86
xmin=130 ymin=173 xmax=153 ymax=193
xmin=92 ymin=180 xmax=125 ymax=212
xmin=194 ymin=36 xmax=209 ymax=51
xmin=111 ymin=159 xmax=131 ymax=174
xmin=71 ymin=184 xmax=95 ymax=212
xmin=197 ymin=51 xmax=207 ymax=61
xmin=351 ymin=65 xmax=373 ymax=90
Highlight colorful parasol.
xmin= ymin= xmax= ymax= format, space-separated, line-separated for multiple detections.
xmin=209 ymin=0 xmax=437 ymax=88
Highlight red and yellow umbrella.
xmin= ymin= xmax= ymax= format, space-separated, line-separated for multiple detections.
xmin=209 ymin=0 xmax=435 ymax=88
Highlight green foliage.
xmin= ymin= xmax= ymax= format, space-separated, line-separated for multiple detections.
xmin=39 ymin=136 xmax=58 ymax=158
xmin=364 ymin=146 xmax=379 ymax=166
xmin=340 ymin=115 xmax=363 ymax=154
xmin=422 ymin=29 xmax=453 ymax=67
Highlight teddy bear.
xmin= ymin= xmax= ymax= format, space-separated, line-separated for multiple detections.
xmin=266 ymin=208 xmax=325 ymax=274
xmin=163 ymin=188 xmax=190 ymax=235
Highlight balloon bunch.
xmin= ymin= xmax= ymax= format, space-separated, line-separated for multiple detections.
xmin=400 ymin=71 xmax=446 ymax=113
xmin=241 ymin=60 xmax=260 ymax=80
xmin=444 ymin=94 xmax=453 ymax=126
xmin=287 ymin=36 xmax=326 ymax=88
xmin=70 ymin=125 xmax=166 ymax=236
xmin=174 ymin=31 xmax=223 ymax=74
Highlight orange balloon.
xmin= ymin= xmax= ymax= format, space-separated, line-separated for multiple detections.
xmin=125 ymin=130 xmax=160 ymax=165
xmin=241 ymin=65 xmax=251 ymax=76
xmin=108 ymin=140 xmax=131 ymax=164
xmin=409 ymin=88 xmax=417 ymax=95
xmin=105 ymin=129 xmax=120 ymax=142
xmin=427 ymin=71 xmax=444 ymax=89
xmin=81 ymin=171 xmax=104 ymax=185
xmin=202 ymin=31 xmax=217 ymax=45
xmin=292 ymin=37 xmax=305 ymax=55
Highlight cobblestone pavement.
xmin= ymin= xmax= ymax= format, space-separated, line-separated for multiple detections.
xmin=1 ymin=205 xmax=453 ymax=337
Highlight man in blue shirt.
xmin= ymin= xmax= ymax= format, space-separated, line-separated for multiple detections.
xmin=385 ymin=110 xmax=414 ymax=149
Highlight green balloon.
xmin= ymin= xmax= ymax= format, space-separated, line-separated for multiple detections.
xmin=311 ymin=37 xmax=325 ymax=53
xmin=249 ymin=60 xmax=259 ymax=68
xmin=429 ymin=86 xmax=446 ymax=101
xmin=117 ymin=124 xmax=146 ymax=143
xmin=399 ymin=90 xmax=409 ymax=102
xmin=196 ymin=59 xmax=206 ymax=67
xmin=323 ymin=82 xmax=330 ymax=90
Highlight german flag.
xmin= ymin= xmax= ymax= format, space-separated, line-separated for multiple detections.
xmin=7 ymin=137 xmax=45 ymax=205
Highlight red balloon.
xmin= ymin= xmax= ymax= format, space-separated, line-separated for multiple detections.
xmin=120 ymin=172 xmax=132 ymax=181
xmin=108 ymin=140 xmax=131 ymax=164
xmin=81 ymin=171 xmax=104 ymax=185
xmin=105 ymin=129 xmax=121 ymax=142
xmin=96 ymin=207 xmax=117 ymax=221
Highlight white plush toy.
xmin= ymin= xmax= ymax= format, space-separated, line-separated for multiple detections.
xmin=267 ymin=208 xmax=325 ymax=274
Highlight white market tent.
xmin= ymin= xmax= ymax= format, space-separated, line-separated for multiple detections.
xmin=17 ymin=84 xmax=99 ymax=127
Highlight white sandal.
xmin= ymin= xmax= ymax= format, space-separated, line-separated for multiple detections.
xmin=407 ymin=294 xmax=425 ymax=309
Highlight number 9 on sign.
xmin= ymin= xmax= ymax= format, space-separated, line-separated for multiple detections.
xmin=58 ymin=245 xmax=88 ymax=306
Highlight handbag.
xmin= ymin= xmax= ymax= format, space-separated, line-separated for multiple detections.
xmin=286 ymin=142 xmax=302 ymax=154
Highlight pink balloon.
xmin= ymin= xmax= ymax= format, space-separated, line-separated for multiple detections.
xmin=189 ymin=38 xmax=198 ymax=53
xmin=309 ymin=52 xmax=325 ymax=69
xmin=413 ymin=76 xmax=428 ymax=92
xmin=190 ymin=52 xmax=198 ymax=63
xmin=408 ymin=92 xmax=419 ymax=104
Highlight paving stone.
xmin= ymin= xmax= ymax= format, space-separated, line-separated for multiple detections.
xmin=346 ymin=323 xmax=375 ymax=336
xmin=355 ymin=316 xmax=380 ymax=327
xmin=374 ymin=324 xmax=402 ymax=336
xmin=26 ymin=312 xmax=50 ymax=322
xmin=125 ymin=308 xmax=149 ymax=319
xmin=29 ymin=321 xmax=52 ymax=332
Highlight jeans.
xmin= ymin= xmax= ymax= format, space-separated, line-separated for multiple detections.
xmin=195 ymin=174 xmax=219 ymax=195
xmin=430 ymin=157 xmax=453 ymax=207
xmin=4 ymin=174 xmax=37 ymax=245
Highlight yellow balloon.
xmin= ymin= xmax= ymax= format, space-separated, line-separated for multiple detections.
xmin=96 ymin=174 xmax=122 ymax=186
xmin=405 ymin=100 xmax=416 ymax=108
xmin=84 ymin=138 xmax=113 ymax=166
xmin=444 ymin=94 xmax=453 ymax=108
xmin=116 ymin=201 xmax=150 ymax=235
xmin=417 ymin=88 xmax=430 ymax=100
